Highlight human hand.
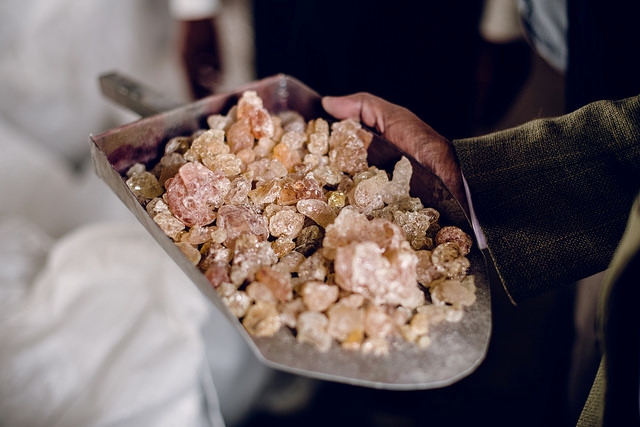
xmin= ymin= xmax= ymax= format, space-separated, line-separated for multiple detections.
xmin=177 ymin=18 xmax=223 ymax=99
xmin=321 ymin=93 xmax=467 ymax=213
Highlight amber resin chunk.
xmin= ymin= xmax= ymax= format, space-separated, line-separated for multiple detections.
xmin=130 ymin=90 xmax=476 ymax=356
xmin=165 ymin=162 xmax=230 ymax=227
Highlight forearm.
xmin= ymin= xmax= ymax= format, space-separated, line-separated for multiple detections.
xmin=171 ymin=0 xmax=222 ymax=99
xmin=454 ymin=94 xmax=640 ymax=303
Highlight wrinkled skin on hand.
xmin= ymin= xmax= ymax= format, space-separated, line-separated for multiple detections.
xmin=322 ymin=93 xmax=468 ymax=215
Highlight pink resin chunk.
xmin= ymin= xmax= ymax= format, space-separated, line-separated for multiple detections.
xmin=217 ymin=205 xmax=269 ymax=246
xmin=165 ymin=162 xmax=230 ymax=226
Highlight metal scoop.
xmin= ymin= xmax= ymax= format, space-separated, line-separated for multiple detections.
xmin=91 ymin=72 xmax=491 ymax=390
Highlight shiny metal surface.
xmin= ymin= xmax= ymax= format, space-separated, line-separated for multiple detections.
xmin=90 ymin=74 xmax=491 ymax=390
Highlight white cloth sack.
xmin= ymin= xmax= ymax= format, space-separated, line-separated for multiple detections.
xmin=0 ymin=221 xmax=226 ymax=427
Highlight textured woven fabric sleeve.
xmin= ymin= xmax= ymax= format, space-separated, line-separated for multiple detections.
xmin=452 ymin=94 xmax=640 ymax=303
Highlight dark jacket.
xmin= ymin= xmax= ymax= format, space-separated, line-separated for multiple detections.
xmin=453 ymin=94 xmax=640 ymax=426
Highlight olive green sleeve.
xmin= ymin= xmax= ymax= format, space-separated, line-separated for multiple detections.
xmin=452 ymin=95 xmax=640 ymax=303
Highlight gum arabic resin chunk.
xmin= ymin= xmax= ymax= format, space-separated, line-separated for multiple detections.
xmin=165 ymin=162 xmax=231 ymax=227
xmin=142 ymin=88 xmax=479 ymax=356
xmin=217 ymin=205 xmax=269 ymax=246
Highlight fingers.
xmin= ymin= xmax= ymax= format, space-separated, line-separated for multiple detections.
xmin=322 ymin=93 xmax=468 ymax=215
xmin=322 ymin=93 xmax=397 ymax=134
xmin=322 ymin=93 xmax=438 ymax=159
xmin=321 ymin=94 xmax=362 ymax=121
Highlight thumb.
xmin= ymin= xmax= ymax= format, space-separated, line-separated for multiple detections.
xmin=322 ymin=94 xmax=467 ymax=213
xmin=322 ymin=93 xmax=403 ymax=134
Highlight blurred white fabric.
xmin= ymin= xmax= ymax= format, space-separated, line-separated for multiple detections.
xmin=0 ymin=0 xmax=189 ymax=168
xmin=0 ymin=221 xmax=223 ymax=427
xmin=0 ymin=0 xmax=269 ymax=426
xmin=0 ymin=123 xmax=270 ymax=425
xmin=169 ymin=0 xmax=221 ymax=20
xmin=480 ymin=0 xmax=524 ymax=43
xmin=516 ymin=0 xmax=568 ymax=72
